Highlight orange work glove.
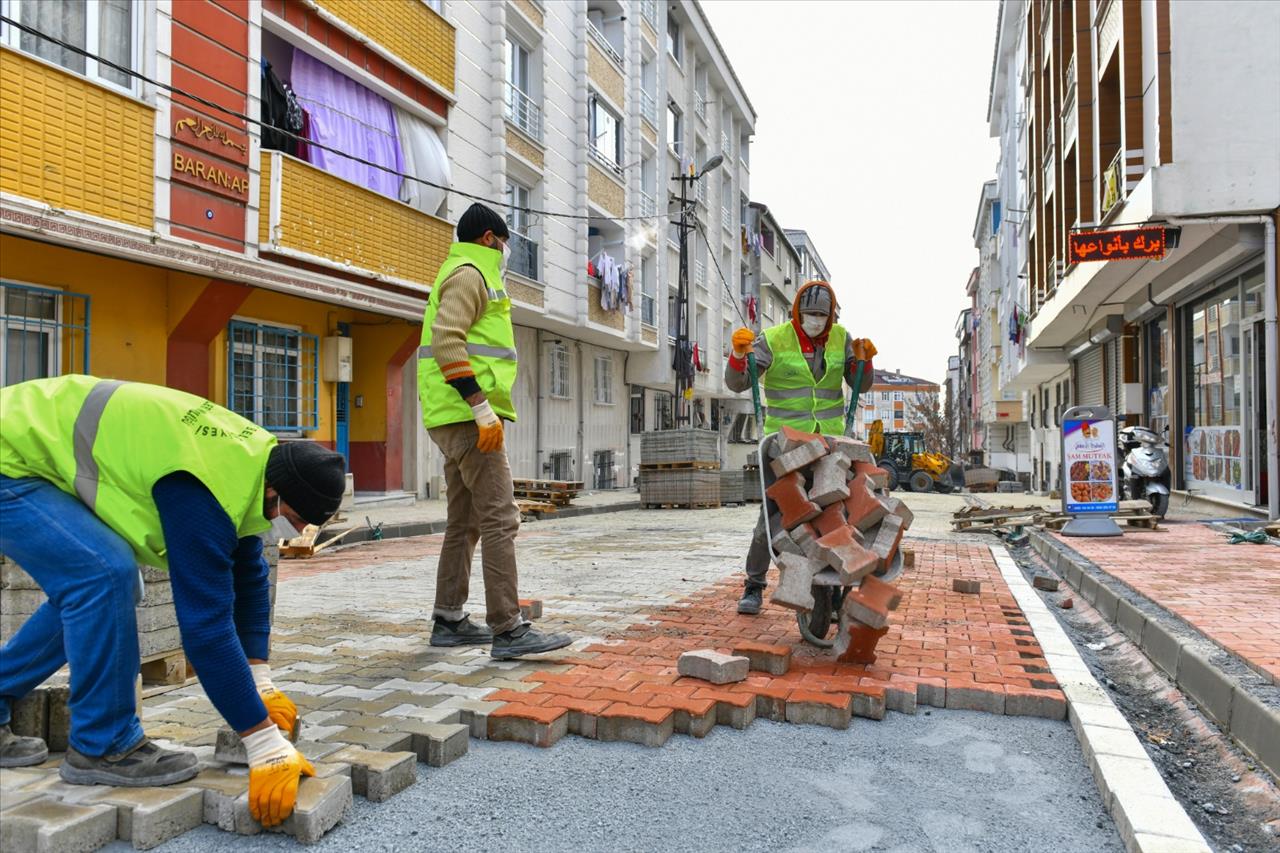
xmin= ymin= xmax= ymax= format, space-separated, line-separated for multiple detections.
xmin=731 ymin=327 xmax=756 ymax=357
xmin=251 ymin=665 xmax=299 ymax=740
xmin=470 ymin=399 xmax=505 ymax=453
xmin=243 ymin=726 xmax=315 ymax=828
xmin=851 ymin=337 xmax=878 ymax=363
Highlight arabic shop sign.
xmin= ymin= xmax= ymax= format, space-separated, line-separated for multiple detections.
xmin=1068 ymin=227 xmax=1166 ymax=263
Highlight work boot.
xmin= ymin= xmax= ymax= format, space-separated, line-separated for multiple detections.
xmin=60 ymin=737 xmax=199 ymax=787
xmin=0 ymin=724 xmax=48 ymax=768
xmin=430 ymin=615 xmax=494 ymax=647
xmin=490 ymin=622 xmax=572 ymax=660
xmin=737 ymin=585 xmax=765 ymax=615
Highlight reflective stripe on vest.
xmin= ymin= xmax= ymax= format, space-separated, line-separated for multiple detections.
xmin=761 ymin=322 xmax=848 ymax=435
xmin=418 ymin=242 xmax=519 ymax=429
xmin=72 ymin=379 xmax=124 ymax=508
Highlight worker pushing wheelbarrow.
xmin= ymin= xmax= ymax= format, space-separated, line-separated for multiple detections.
xmin=725 ymin=281 xmax=885 ymax=647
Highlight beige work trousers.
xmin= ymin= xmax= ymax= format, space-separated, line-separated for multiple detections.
xmin=427 ymin=421 xmax=522 ymax=634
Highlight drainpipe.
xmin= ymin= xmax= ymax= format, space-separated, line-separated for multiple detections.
xmin=575 ymin=341 xmax=586 ymax=485
xmin=535 ymin=329 xmax=544 ymax=477
xmin=622 ymin=350 xmax=631 ymax=485
xmin=1167 ymin=215 xmax=1277 ymax=520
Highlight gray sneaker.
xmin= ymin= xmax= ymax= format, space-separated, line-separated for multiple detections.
xmin=0 ymin=724 xmax=48 ymax=768
xmin=491 ymin=622 xmax=572 ymax=660
xmin=61 ymin=737 xmax=199 ymax=787
xmin=430 ymin=615 xmax=494 ymax=647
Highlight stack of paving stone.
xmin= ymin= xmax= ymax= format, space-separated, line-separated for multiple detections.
xmin=762 ymin=426 xmax=915 ymax=663
xmin=638 ymin=428 xmax=721 ymax=508
xmin=743 ymin=450 xmax=763 ymax=502
xmin=718 ymin=468 xmax=744 ymax=505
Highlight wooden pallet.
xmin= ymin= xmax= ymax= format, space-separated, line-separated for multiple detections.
xmin=139 ymin=650 xmax=197 ymax=698
xmin=517 ymin=499 xmax=558 ymax=515
xmin=638 ymin=460 xmax=720 ymax=471
xmin=512 ymin=478 xmax=583 ymax=492
xmin=512 ymin=489 xmax=575 ymax=507
xmin=643 ymin=502 xmax=721 ymax=510
xmin=279 ymin=523 xmax=358 ymax=558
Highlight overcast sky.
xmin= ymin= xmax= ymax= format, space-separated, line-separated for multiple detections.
xmin=702 ymin=0 xmax=999 ymax=385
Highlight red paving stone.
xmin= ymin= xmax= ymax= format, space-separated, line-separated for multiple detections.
xmin=506 ymin=539 xmax=1064 ymax=744
xmin=1055 ymin=523 xmax=1280 ymax=682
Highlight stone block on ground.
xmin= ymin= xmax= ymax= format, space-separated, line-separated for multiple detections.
xmin=841 ymin=575 xmax=903 ymax=631
xmin=952 ymin=578 xmax=982 ymax=595
xmin=401 ymin=721 xmax=470 ymax=767
xmin=676 ymin=650 xmax=749 ymax=685
xmin=0 ymin=796 xmax=118 ymax=853
xmin=808 ymin=453 xmax=851 ymax=506
xmin=137 ymin=628 xmax=182 ymax=659
xmin=186 ymin=768 xmax=254 ymax=834
xmin=769 ymin=439 xmax=829 ymax=479
xmin=518 ymin=599 xmax=542 ymax=620
xmin=433 ymin=698 xmax=501 ymax=739
xmin=84 ymin=785 xmax=203 ymax=850
xmin=487 ymin=705 xmax=567 ymax=748
xmin=850 ymin=685 xmax=887 ymax=721
xmin=325 ymin=746 xmax=416 ymax=802
xmin=785 ymin=691 xmax=852 ymax=729
xmin=691 ymin=689 xmax=756 ymax=729
xmin=946 ymin=683 xmax=1005 ymax=715
xmin=844 ymin=475 xmax=889 ymax=532
xmin=647 ymin=695 xmax=717 ymax=738
xmin=10 ymin=688 xmax=49 ymax=740
xmin=45 ymin=686 xmax=70 ymax=753
xmin=596 ymin=704 xmax=673 ymax=747
xmin=901 ymin=548 xmax=915 ymax=568
xmin=730 ymin=641 xmax=792 ymax=676
xmin=1032 ymin=575 xmax=1060 ymax=592
xmin=265 ymin=774 xmax=352 ymax=844
xmin=834 ymin=622 xmax=889 ymax=664
xmin=771 ymin=553 xmax=821 ymax=611
xmin=320 ymin=728 xmax=412 ymax=753
xmin=765 ymin=472 xmax=821 ymax=529
xmin=813 ymin=527 xmax=878 ymax=584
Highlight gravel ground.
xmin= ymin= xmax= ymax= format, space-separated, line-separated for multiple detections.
xmin=150 ymin=710 xmax=1121 ymax=853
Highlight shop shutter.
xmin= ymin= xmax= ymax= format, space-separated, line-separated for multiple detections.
xmin=1075 ymin=347 xmax=1104 ymax=407
xmin=1104 ymin=341 xmax=1120 ymax=416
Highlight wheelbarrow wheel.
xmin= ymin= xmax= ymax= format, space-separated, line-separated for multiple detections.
xmin=797 ymin=585 xmax=836 ymax=648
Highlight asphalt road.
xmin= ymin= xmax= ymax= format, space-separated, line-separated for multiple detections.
xmin=151 ymin=709 xmax=1122 ymax=853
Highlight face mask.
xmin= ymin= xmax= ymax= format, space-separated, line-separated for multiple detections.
xmin=801 ymin=315 xmax=828 ymax=338
xmin=492 ymin=238 xmax=509 ymax=271
xmin=269 ymin=498 xmax=302 ymax=543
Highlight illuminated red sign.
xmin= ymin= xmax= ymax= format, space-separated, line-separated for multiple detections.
xmin=1069 ymin=227 xmax=1167 ymax=263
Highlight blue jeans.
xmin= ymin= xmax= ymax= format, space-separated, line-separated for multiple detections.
xmin=0 ymin=475 xmax=146 ymax=756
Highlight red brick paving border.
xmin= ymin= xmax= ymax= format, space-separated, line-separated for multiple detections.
xmin=1054 ymin=524 xmax=1280 ymax=682
xmin=491 ymin=540 xmax=1066 ymax=746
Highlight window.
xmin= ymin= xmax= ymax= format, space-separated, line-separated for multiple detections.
xmin=654 ymin=390 xmax=674 ymax=431
xmin=666 ymin=18 xmax=681 ymax=62
xmin=0 ymin=282 xmax=90 ymax=386
xmin=504 ymin=181 xmax=538 ymax=280
xmin=3 ymin=0 xmax=136 ymax=92
xmin=504 ymin=37 xmax=541 ymax=139
xmin=667 ymin=101 xmax=682 ymax=153
xmin=549 ymin=342 xmax=570 ymax=398
xmin=630 ymin=386 xmax=645 ymax=434
xmin=593 ymin=449 xmax=616 ymax=489
xmin=880 ymin=392 xmax=890 ymax=402
xmin=589 ymin=94 xmax=622 ymax=170
xmin=228 ymin=320 xmax=319 ymax=433
xmin=641 ymin=256 xmax=656 ymax=326
xmin=893 ymin=391 xmax=903 ymax=402
xmin=593 ymin=355 xmax=613 ymax=404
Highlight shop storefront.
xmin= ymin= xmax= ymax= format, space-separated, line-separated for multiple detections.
xmin=1176 ymin=260 xmax=1268 ymax=506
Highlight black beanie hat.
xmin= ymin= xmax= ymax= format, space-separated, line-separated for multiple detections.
xmin=456 ymin=202 xmax=510 ymax=243
xmin=265 ymin=442 xmax=347 ymax=526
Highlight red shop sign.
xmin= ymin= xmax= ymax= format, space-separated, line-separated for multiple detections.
xmin=1068 ymin=227 xmax=1167 ymax=263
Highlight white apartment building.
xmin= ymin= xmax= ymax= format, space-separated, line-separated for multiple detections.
xmin=784 ymin=229 xmax=832 ymax=288
xmin=445 ymin=0 xmax=756 ymax=489
xmin=986 ymin=0 xmax=1279 ymax=515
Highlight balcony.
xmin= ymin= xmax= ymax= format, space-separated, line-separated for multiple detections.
xmin=638 ymin=190 xmax=656 ymax=218
xmin=259 ymin=151 xmax=452 ymax=289
xmin=587 ymin=20 xmax=623 ymax=68
xmin=505 ymin=82 xmax=543 ymax=141
xmin=508 ymin=231 xmax=539 ymax=281
xmin=639 ymin=0 xmax=658 ymax=29
xmin=314 ymin=0 xmax=455 ymax=92
xmin=1098 ymin=0 xmax=1121 ymax=68
xmin=640 ymin=89 xmax=657 ymax=127
xmin=1042 ymin=147 xmax=1055 ymax=198
xmin=1063 ymin=88 xmax=1077 ymax=146
xmin=696 ymin=260 xmax=707 ymax=289
xmin=721 ymin=131 xmax=732 ymax=160
xmin=695 ymin=179 xmax=707 ymax=205
xmin=695 ymin=91 xmax=708 ymax=122
xmin=722 ymin=206 xmax=733 ymax=231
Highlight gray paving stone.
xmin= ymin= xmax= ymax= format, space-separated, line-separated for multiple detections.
xmin=399 ymin=721 xmax=470 ymax=767
xmin=785 ymin=695 xmax=852 ymax=730
xmin=0 ymin=796 xmax=118 ymax=853
xmin=10 ymin=688 xmax=49 ymax=740
xmin=945 ymin=685 xmax=1006 ymax=715
xmin=84 ymin=785 xmax=203 ymax=850
xmin=676 ymin=650 xmax=749 ymax=685
xmin=325 ymin=746 xmax=416 ymax=802
xmin=264 ymin=774 xmax=352 ymax=844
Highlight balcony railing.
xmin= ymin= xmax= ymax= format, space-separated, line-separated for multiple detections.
xmin=505 ymin=81 xmax=543 ymax=141
xmin=721 ymin=131 xmax=732 ymax=160
xmin=639 ymin=0 xmax=657 ymax=28
xmin=508 ymin=231 xmax=539 ymax=280
xmin=638 ymin=190 xmax=656 ymax=218
xmin=722 ymin=206 xmax=732 ymax=231
xmin=695 ymin=178 xmax=707 ymax=204
xmin=1101 ymin=149 xmax=1124 ymax=217
xmin=589 ymin=145 xmax=622 ymax=174
xmin=695 ymin=91 xmax=707 ymax=121
xmin=1042 ymin=147 xmax=1055 ymax=197
xmin=695 ymin=260 xmax=707 ymax=289
xmin=640 ymin=89 xmax=657 ymax=126
xmin=587 ymin=20 xmax=623 ymax=67
xmin=1065 ymin=54 xmax=1076 ymax=94
xmin=1063 ymin=87 xmax=1077 ymax=144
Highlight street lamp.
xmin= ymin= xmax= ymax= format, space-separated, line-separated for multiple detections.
xmin=671 ymin=154 xmax=726 ymax=428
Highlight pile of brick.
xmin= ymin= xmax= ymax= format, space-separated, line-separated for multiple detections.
xmin=762 ymin=427 xmax=915 ymax=664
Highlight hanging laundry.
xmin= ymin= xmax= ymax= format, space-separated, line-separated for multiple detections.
xmin=692 ymin=342 xmax=702 ymax=372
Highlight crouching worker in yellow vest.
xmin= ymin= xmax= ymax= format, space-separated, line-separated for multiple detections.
xmin=418 ymin=203 xmax=571 ymax=659
xmin=724 ymin=280 xmax=877 ymax=615
xmin=0 ymin=376 xmax=346 ymax=827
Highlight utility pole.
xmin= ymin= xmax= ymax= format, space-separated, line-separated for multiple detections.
xmin=670 ymin=154 xmax=723 ymax=429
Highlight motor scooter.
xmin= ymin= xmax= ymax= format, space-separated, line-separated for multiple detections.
xmin=1119 ymin=424 xmax=1171 ymax=518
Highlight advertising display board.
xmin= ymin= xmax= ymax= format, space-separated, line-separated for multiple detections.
xmin=1060 ymin=405 xmax=1123 ymax=537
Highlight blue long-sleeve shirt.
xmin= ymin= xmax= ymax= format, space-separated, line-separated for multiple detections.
xmin=152 ymin=472 xmax=269 ymax=732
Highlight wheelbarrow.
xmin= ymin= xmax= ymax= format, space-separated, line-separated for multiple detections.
xmin=748 ymin=354 xmax=901 ymax=648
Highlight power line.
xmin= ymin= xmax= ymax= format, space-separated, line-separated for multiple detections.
xmin=696 ymin=219 xmax=751 ymax=328
xmin=0 ymin=15 xmax=670 ymax=227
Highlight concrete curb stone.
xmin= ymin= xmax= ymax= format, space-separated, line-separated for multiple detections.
xmin=1114 ymin=599 xmax=1147 ymax=645
xmin=1227 ymin=687 xmax=1280 ymax=780
xmin=1176 ymin=649 xmax=1235 ymax=727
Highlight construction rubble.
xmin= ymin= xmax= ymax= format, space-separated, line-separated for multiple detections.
xmin=762 ymin=426 xmax=915 ymax=665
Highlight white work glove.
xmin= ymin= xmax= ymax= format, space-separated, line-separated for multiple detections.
xmin=471 ymin=399 xmax=504 ymax=453
xmin=244 ymin=725 xmax=314 ymax=827
xmin=251 ymin=664 xmax=298 ymax=739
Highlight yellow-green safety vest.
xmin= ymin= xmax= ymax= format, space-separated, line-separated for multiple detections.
xmin=762 ymin=322 xmax=849 ymax=434
xmin=418 ymin=242 xmax=519 ymax=428
xmin=0 ymin=376 xmax=275 ymax=568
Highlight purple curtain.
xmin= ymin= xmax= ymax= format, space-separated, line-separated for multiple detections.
xmin=290 ymin=49 xmax=404 ymax=199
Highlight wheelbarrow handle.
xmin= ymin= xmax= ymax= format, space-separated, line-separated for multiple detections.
xmin=844 ymin=360 xmax=867 ymax=437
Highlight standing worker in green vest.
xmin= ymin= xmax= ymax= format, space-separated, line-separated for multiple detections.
xmin=0 ymin=377 xmax=346 ymax=825
xmin=418 ymin=203 xmax=571 ymax=659
xmin=724 ymin=280 xmax=877 ymax=614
